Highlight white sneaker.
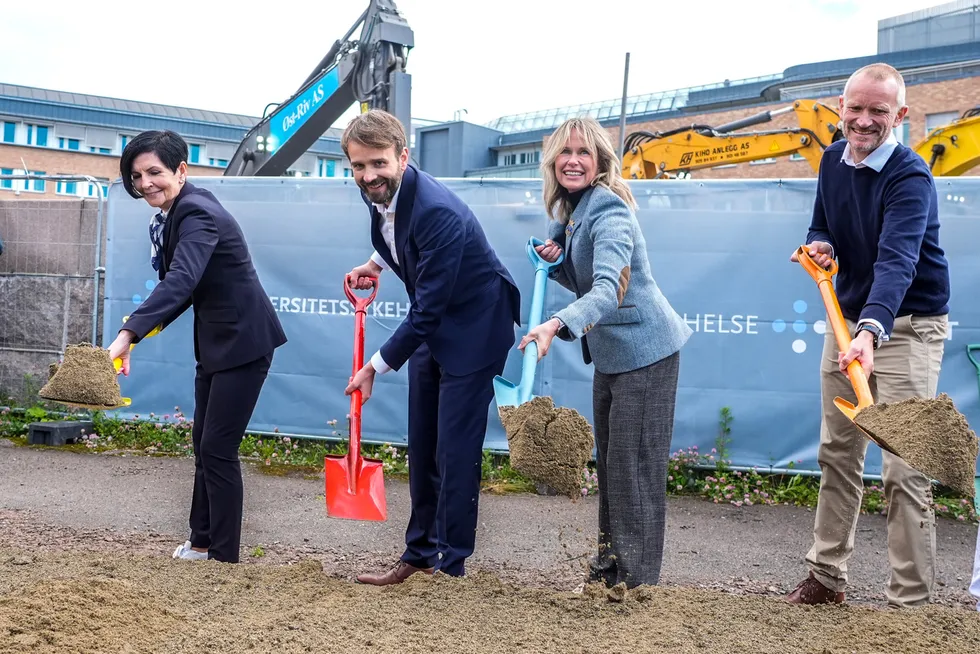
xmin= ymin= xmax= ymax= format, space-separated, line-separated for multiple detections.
xmin=172 ymin=540 xmax=208 ymax=561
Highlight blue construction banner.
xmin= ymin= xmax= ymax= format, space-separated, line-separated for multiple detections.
xmin=102 ymin=176 xmax=980 ymax=477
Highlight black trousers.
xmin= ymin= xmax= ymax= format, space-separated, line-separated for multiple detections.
xmin=189 ymin=352 xmax=272 ymax=563
xmin=400 ymin=344 xmax=507 ymax=576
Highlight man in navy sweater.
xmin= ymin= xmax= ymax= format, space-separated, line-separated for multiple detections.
xmin=787 ymin=63 xmax=951 ymax=609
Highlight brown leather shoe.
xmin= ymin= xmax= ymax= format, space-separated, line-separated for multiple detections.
xmin=356 ymin=561 xmax=434 ymax=586
xmin=786 ymin=572 xmax=845 ymax=605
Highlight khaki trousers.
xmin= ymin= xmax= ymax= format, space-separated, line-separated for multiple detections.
xmin=805 ymin=313 xmax=947 ymax=608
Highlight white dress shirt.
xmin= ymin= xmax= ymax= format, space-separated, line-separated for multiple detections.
xmin=366 ymin=184 xmax=400 ymax=375
xmin=838 ymin=130 xmax=900 ymax=342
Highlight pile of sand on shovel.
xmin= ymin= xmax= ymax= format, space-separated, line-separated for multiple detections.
xmin=39 ymin=343 xmax=124 ymax=408
xmin=498 ymin=396 xmax=594 ymax=498
xmin=854 ymin=393 xmax=979 ymax=498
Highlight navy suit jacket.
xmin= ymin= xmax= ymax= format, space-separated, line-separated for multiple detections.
xmin=123 ymin=182 xmax=287 ymax=373
xmin=366 ymin=165 xmax=521 ymax=377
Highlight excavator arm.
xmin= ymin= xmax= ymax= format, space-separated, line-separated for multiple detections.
xmin=224 ymin=0 xmax=413 ymax=177
xmin=913 ymin=107 xmax=980 ymax=177
xmin=622 ymin=100 xmax=842 ymax=179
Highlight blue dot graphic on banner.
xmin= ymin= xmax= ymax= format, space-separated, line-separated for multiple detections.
xmin=145 ymin=279 xmax=156 ymax=291
xmin=772 ymin=300 xmax=827 ymax=354
xmin=132 ymin=294 xmax=142 ymax=304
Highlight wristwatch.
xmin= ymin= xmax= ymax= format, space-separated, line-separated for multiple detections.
xmin=856 ymin=323 xmax=883 ymax=350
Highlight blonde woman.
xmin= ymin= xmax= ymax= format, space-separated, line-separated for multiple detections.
xmin=519 ymin=116 xmax=692 ymax=589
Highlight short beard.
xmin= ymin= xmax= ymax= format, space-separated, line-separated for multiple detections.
xmin=362 ymin=174 xmax=400 ymax=205
xmin=844 ymin=123 xmax=886 ymax=153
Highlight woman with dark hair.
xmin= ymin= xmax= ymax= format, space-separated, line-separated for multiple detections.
xmin=109 ymin=130 xmax=287 ymax=563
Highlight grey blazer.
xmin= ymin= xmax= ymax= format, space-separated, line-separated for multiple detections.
xmin=548 ymin=184 xmax=692 ymax=375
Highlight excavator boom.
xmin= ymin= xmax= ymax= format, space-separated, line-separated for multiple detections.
xmin=912 ymin=107 xmax=980 ymax=176
xmin=224 ymin=0 xmax=413 ymax=177
xmin=622 ymin=100 xmax=842 ymax=179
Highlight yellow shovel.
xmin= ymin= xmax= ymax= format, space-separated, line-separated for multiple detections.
xmin=112 ymin=317 xmax=162 ymax=373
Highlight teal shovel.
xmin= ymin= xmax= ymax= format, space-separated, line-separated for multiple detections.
xmin=493 ymin=237 xmax=565 ymax=408
xmin=969 ymin=345 xmax=980 ymax=512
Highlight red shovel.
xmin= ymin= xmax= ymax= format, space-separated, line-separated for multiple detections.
xmin=324 ymin=276 xmax=388 ymax=522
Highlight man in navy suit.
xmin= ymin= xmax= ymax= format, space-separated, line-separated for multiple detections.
xmin=342 ymin=110 xmax=521 ymax=584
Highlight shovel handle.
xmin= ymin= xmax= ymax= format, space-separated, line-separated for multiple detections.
xmin=344 ymin=276 xmax=378 ymax=313
xmin=527 ymin=237 xmax=564 ymax=271
xmin=795 ymin=246 xmax=875 ymax=412
xmin=112 ymin=317 xmax=163 ymax=372
xmin=967 ymin=344 xmax=980 ymax=371
xmin=795 ymin=243 xmax=838 ymax=282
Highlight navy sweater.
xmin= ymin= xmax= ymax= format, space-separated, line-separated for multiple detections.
xmin=806 ymin=140 xmax=950 ymax=336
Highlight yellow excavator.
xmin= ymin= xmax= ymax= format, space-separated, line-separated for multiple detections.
xmin=622 ymin=99 xmax=844 ymax=179
xmin=912 ymin=107 xmax=980 ymax=176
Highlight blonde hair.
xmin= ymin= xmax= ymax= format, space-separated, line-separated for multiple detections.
xmin=844 ymin=63 xmax=906 ymax=107
xmin=540 ymin=116 xmax=636 ymax=223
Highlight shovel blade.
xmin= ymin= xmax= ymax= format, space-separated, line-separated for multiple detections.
xmin=324 ymin=455 xmax=387 ymax=522
xmin=493 ymin=375 xmax=525 ymax=409
xmin=834 ymin=396 xmax=900 ymax=456
xmin=47 ymin=397 xmax=132 ymax=412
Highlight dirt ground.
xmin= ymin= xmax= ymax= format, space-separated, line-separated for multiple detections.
xmin=2 ymin=443 xmax=979 ymax=653
xmin=2 ymin=546 xmax=978 ymax=654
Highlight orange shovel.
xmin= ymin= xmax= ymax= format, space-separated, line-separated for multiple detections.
xmin=324 ymin=276 xmax=387 ymax=522
xmin=795 ymin=245 xmax=898 ymax=456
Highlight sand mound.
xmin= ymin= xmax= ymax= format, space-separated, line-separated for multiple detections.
xmin=0 ymin=573 xmax=181 ymax=653
xmin=2 ymin=550 xmax=980 ymax=654
xmin=854 ymin=393 xmax=979 ymax=498
xmin=499 ymin=396 xmax=594 ymax=498
xmin=38 ymin=343 xmax=124 ymax=408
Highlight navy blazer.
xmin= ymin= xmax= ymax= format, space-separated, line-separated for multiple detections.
xmin=123 ymin=182 xmax=287 ymax=373
xmin=365 ymin=165 xmax=521 ymax=377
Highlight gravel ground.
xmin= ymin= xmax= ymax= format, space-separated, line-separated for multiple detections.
xmin=1 ymin=439 xmax=978 ymax=653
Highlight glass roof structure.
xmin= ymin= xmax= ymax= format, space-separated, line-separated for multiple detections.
xmin=484 ymin=73 xmax=783 ymax=134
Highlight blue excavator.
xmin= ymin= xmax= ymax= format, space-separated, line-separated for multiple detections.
xmin=223 ymin=0 xmax=413 ymax=177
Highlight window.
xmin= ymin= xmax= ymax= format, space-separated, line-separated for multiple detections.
xmin=22 ymin=170 xmax=45 ymax=192
xmin=208 ymin=158 xmax=228 ymax=167
xmin=189 ymin=144 xmax=201 ymax=164
xmin=88 ymin=146 xmax=111 ymax=154
xmin=2 ymin=122 xmax=14 ymax=143
xmin=120 ymin=134 xmax=131 ymax=152
xmin=58 ymin=138 xmax=80 ymax=150
xmin=0 ymin=168 xmax=12 ymax=189
xmin=317 ymin=158 xmax=337 ymax=177
xmin=750 ymin=157 xmax=777 ymax=165
xmin=502 ymin=153 xmax=517 ymax=166
xmin=57 ymin=180 xmax=78 ymax=195
xmin=85 ymin=180 xmax=109 ymax=198
xmin=925 ymin=111 xmax=959 ymax=139
xmin=343 ymin=167 xmax=352 ymax=177
xmin=27 ymin=124 xmax=48 ymax=147
xmin=790 ymin=153 xmax=806 ymax=161
xmin=892 ymin=117 xmax=910 ymax=145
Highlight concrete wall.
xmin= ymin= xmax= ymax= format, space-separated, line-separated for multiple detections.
xmin=0 ymin=198 xmax=105 ymax=403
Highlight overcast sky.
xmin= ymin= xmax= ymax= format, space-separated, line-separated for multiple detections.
xmin=0 ymin=0 xmax=949 ymax=129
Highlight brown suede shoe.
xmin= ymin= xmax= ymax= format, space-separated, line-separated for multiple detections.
xmin=356 ymin=561 xmax=435 ymax=586
xmin=786 ymin=572 xmax=845 ymax=605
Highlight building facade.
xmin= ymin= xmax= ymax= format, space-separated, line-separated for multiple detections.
xmin=0 ymin=84 xmax=366 ymax=199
